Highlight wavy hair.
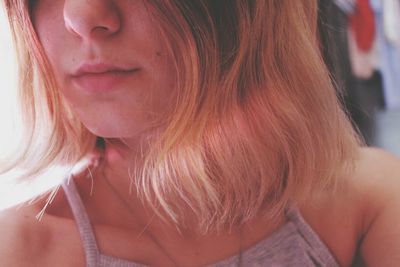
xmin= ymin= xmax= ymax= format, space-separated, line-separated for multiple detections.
xmin=2 ymin=0 xmax=360 ymax=232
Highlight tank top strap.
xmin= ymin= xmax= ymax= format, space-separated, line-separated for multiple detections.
xmin=62 ymin=175 xmax=100 ymax=267
xmin=286 ymin=205 xmax=339 ymax=266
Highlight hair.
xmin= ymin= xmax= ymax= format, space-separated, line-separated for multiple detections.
xmin=2 ymin=0 xmax=360 ymax=233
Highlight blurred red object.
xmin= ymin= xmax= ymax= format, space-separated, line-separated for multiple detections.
xmin=349 ymin=0 xmax=376 ymax=52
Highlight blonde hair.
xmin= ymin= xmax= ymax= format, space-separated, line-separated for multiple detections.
xmin=3 ymin=0 xmax=360 ymax=232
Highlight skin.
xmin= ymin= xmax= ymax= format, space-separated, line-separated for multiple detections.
xmin=1 ymin=0 xmax=400 ymax=266
xmin=1 ymin=147 xmax=400 ymax=266
xmin=31 ymin=0 xmax=177 ymax=140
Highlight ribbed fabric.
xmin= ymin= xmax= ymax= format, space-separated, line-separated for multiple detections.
xmin=62 ymin=176 xmax=100 ymax=267
xmin=62 ymin=177 xmax=340 ymax=267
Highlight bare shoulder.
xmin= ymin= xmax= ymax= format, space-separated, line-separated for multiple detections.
xmin=352 ymin=147 xmax=400 ymax=266
xmin=299 ymin=147 xmax=400 ymax=266
xmin=353 ymin=146 xmax=400 ymax=192
xmin=0 ymin=191 xmax=86 ymax=267
xmin=0 ymin=203 xmax=51 ymax=267
xmin=347 ymin=147 xmax=400 ymax=216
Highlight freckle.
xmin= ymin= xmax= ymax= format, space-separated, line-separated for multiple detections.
xmin=156 ymin=52 xmax=162 ymax=57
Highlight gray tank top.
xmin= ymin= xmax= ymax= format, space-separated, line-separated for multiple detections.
xmin=62 ymin=177 xmax=340 ymax=267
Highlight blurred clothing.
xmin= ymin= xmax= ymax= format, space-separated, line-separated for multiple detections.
xmin=383 ymin=0 xmax=400 ymax=47
xmin=334 ymin=0 xmax=356 ymax=13
xmin=370 ymin=0 xmax=400 ymax=110
xmin=349 ymin=0 xmax=376 ymax=52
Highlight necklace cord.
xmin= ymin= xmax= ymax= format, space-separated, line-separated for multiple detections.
xmin=101 ymin=166 xmax=181 ymax=266
xmin=99 ymin=160 xmax=243 ymax=267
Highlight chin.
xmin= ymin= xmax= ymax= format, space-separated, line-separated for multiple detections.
xmin=84 ymin=121 xmax=152 ymax=140
xmin=83 ymin=123 xmax=130 ymax=138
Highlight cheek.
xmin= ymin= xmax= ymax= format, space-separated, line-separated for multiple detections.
xmin=148 ymin=54 xmax=178 ymax=109
xmin=32 ymin=3 xmax=68 ymax=76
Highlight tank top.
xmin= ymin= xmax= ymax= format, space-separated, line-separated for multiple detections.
xmin=61 ymin=177 xmax=340 ymax=267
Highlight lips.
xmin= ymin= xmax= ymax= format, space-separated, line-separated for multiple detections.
xmin=71 ymin=63 xmax=140 ymax=93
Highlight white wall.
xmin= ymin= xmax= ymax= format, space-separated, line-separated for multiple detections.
xmin=0 ymin=6 xmax=19 ymax=155
xmin=0 ymin=6 xmax=27 ymax=209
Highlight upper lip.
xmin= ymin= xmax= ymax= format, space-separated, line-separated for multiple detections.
xmin=72 ymin=62 xmax=139 ymax=77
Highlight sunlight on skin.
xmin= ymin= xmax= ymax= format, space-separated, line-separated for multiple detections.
xmin=0 ymin=157 xmax=95 ymax=210
xmin=0 ymin=167 xmax=67 ymax=210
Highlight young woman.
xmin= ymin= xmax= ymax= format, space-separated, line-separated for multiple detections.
xmin=1 ymin=0 xmax=399 ymax=266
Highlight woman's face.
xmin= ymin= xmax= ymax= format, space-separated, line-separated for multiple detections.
xmin=31 ymin=0 xmax=177 ymax=138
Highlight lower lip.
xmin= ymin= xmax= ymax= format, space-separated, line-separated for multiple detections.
xmin=71 ymin=69 xmax=140 ymax=93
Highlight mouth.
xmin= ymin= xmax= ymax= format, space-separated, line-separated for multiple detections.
xmin=72 ymin=62 xmax=140 ymax=77
xmin=71 ymin=63 xmax=141 ymax=93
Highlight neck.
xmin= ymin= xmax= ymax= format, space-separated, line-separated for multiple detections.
xmin=93 ymin=138 xmax=285 ymax=235
xmin=69 ymin=143 xmax=287 ymax=267
xmin=91 ymin=140 xmax=208 ymax=234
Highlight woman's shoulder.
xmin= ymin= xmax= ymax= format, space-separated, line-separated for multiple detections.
xmin=0 ymin=197 xmax=84 ymax=267
xmin=350 ymin=147 xmax=400 ymax=266
xmin=0 ymin=202 xmax=51 ymax=266
xmin=343 ymin=146 xmax=400 ymax=219
xmin=347 ymin=146 xmax=400 ymax=243
xmin=301 ymin=146 xmax=400 ymax=266
xmin=353 ymin=146 xmax=400 ymax=187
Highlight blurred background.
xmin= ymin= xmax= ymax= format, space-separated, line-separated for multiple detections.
xmin=320 ymin=0 xmax=400 ymax=156
xmin=0 ymin=0 xmax=399 ymax=157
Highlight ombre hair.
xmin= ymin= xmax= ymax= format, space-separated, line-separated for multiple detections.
xmin=2 ymin=0 xmax=360 ymax=232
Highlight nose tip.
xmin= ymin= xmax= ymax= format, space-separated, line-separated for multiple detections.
xmin=63 ymin=0 xmax=121 ymax=40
